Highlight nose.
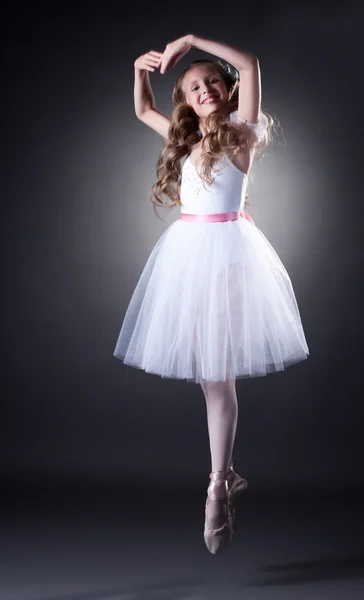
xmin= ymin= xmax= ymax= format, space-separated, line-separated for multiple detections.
xmin=202 ymin=88 xmax=214 ymax=99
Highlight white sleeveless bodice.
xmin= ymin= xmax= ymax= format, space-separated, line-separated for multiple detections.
xmin=180 ymin=110 xmax=268 ymax=216
xmin=180 ymin=154 xmax=248 ymax=215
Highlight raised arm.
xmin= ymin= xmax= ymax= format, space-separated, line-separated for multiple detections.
xmin=159 ymin=34 xmax=261 ymax=125
xmin=189 ymin=35 xmax=261 ymax=125
xmin=134 ymin=52 xmax=171 ymax=140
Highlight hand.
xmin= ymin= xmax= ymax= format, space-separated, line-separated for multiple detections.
xmin=159 ymin=35 xmax=194 ymax=74
xmin=134 ymin=50 xmax=163 ymax=72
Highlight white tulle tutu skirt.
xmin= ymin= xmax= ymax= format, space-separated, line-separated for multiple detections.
xmin=114 ymin=216 xmax=309 ymax=384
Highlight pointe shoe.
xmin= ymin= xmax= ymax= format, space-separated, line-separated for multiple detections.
xmin=204 ymin=470 xmax=231 ymax=555
xmin=227 ymin=462 xmax=248 ymax=540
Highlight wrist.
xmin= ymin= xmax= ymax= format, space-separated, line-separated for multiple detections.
xmin=134 ymin=66 xmax=148 ymax=76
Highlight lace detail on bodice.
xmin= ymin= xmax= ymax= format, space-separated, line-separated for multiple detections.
xmin=182 ymin=156 xmax=225 ymax=196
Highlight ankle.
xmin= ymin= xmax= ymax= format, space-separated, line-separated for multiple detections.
xmin=210 ymin=461 xmax=234 ymax=477
xmin=210 ymin=469 xmax=229 ymax=481
xmin=208 ymin=473 xmax=228 ymax=499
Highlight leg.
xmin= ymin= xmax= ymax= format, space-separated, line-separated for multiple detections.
xmin=201 ymin=378 xmax=238 ymax=530
xmin=201 ymin=378 xmax=238 ymax=475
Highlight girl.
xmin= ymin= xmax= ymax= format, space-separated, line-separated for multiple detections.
xmin=114 ymin=34 xmax=309 ymax=555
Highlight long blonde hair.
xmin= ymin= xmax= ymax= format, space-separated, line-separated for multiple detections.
xmin=149 ymin=59 xmax=274 ymax=219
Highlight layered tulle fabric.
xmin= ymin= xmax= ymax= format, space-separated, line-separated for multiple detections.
xmin=114 ymin=216 xmax=309 ymax=384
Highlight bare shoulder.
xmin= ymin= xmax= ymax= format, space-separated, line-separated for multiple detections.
xmin=137 ymin=108 xmax=171 ymax=140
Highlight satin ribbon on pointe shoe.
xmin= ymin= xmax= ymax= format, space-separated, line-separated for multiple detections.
xmin=204 ymin=470 xmax=231 ymax=555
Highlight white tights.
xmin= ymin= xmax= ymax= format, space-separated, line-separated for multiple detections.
xmin=200 ymin=378 xmax=238 ymax=477
xmin=200 ymin=378 xmax=238 ymax=529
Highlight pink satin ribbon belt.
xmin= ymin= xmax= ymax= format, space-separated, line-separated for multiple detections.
xmin=180 ymin=210 xmax=255 ymax=225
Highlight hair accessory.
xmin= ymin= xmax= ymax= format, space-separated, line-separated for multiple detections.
xmin=223 ymin=62 xmax=239 ymax=80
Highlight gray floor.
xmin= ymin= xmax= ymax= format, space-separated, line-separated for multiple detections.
xmin=1 ymin=480 xmax=364 ymax=599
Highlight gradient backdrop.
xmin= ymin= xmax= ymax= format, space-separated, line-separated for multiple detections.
xmin=2 ymin=3 xmax=363 ymax=586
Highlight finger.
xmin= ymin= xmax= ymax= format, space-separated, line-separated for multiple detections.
xmin=146 ymin=56 xmax=161 ymax=65
xmin=160 ymin=60 xmax=170 ymax=74
xmin=159 ymin=51 xmax=170 ymax=73
xmin=145 ymin=60 xmax=159 ymax=70
xmin=148 ymin=50 xmax=163 ymax=57
xmin=148 ymin=56 xmax=161 ymax=65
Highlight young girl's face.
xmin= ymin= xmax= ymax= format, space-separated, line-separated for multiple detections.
xmin=182 ymin=65 xmax=228 ymax=117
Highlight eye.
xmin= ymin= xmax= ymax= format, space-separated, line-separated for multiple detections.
xmin=192 ymin=78 xmax=218 ymax=91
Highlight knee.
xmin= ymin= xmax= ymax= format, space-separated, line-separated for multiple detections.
xmin=201 ymin=378 xmax=236 ymax=399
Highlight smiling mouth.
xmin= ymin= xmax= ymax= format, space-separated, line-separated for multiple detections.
xmin=202 ymin=96 xmax=218 ymax=104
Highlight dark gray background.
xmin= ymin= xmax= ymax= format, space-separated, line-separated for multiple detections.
xmin=2 ymin=1 xmax=363 ymax=496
